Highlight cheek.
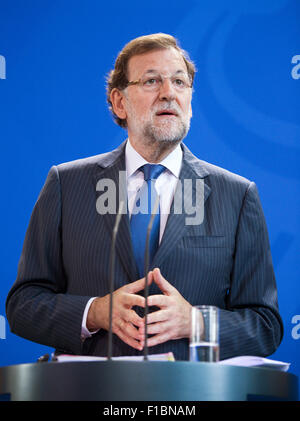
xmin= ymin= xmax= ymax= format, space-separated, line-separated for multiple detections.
xmin=127 ymin=98 xmax=152 ymax=119
xmin=177 ymin=94 xmax=192 ymax=114
xmin=183 ymin=100 xmax=192 ymax=118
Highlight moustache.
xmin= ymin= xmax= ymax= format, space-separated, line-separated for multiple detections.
xmin=152 ymin=103 xmax=182 ymax=117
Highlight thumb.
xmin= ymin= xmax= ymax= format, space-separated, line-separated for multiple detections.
xmin=125 ymin=272 xmax=153 ymax=294
xmin=152 ymin=268 xmax=174 ymax=295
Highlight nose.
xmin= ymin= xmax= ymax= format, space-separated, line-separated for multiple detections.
xmin=158 ymin=78 xmax=176 ymax=101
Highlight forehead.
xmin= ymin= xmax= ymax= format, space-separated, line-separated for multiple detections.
xmin=127 ymin=48 xmax=188 ymax=79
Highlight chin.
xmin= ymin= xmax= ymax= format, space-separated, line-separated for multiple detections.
xmin=147 ymin=124 xmax=189 ymax=145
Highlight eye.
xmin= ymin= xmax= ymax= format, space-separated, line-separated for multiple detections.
xmin=143 ymin=77 xmax=160 ymax=86
xmin=173 ymin=78 xmax=186 ymax=87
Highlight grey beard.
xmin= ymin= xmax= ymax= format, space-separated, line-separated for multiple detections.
xmin=142 ymin=119 xmax=190 ymax=146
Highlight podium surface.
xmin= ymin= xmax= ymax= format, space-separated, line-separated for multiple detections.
xmin=0 ymin=361 xmax=298 ymax=401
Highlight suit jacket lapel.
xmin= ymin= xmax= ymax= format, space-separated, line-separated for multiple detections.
xmin=152 ymin=143 xmax=211 ymax=270
xmin=93 ymin=141 xmax=138 ymax=283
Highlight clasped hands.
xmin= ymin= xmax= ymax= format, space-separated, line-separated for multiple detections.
xmin=87 ymin=268 xmax=192 ymax=351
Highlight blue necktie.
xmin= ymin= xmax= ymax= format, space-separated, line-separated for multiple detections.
xmin=130 ymin=164 xmax=165 ymax=278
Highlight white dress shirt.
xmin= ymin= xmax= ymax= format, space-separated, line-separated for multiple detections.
xmin=81 ymin=139 xmax=183 ymax=340
xmin=126 ymin=138 xmax=182 ymax=243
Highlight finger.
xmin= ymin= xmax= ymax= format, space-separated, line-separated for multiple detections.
xmin=122 ymin=292 xmax=145 ymax=308
xmin=152 ymin=268 xmax=175 ymax=295
xmin=146 ymin=331 xmax=171 ymax=348
xmin=146 ymin=320 xmax=170 ymax=335
xmin=146 ymin=309 xmax=169 ymax=325
xmin=124 ymin=274 xmax=153 ymax=294
xmin=147 ymin=294 xmax=170 ymax=308
xmin=114 ymin=325 xmax=143 ymax=351
xmin=115 ymin=319 xmax=144 ymax=346
xmin=125 ymin=309 xmax=145 ymax=328
xmin=122 ymin=320 xmax=144 ymax=341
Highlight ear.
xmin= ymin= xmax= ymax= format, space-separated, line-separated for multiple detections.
xmin=110 ymin=88 xmax=127 ymax=120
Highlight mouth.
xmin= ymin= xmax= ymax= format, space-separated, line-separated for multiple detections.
xmin=156 ymin=110 xmax=178 ymax=117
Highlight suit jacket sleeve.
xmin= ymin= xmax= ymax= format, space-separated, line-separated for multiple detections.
xmin=219 ymin=181 xmax=283 ymax=359
xmin=6 ymin=166 xmax=91 ymax=355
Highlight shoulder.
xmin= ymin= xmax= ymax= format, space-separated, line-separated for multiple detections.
xmin=182 ymin=145 xmax=260 ymax=209
xmin=52 ymin=141 xmax=126 ymax=176
xmin=56 ymin=153 xmax=105 ymax=173
xmin=200 ymin=159 xmax=252 ymax=187
xmin=182 ymin=144 xmax=252 ymax=187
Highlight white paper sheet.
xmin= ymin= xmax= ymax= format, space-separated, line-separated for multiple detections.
xmin=218 ymin=356 xmax=290 ymax=371
xmin=53 ymin=352 xmax=175 ymax=363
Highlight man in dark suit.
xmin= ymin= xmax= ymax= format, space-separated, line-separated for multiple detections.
xmin=6 ymin=34 xmax=283 ymax=360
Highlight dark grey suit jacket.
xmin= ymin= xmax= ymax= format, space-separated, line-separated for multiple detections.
xmin=6 ymin=141 xmax=283 ymax=360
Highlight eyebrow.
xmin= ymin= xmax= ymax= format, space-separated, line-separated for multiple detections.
xmin=143 ymin=69 xmax=186 ymax=76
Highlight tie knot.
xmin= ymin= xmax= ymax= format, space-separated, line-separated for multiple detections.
xmin=141 ymin=164 xmax=165 ymax=181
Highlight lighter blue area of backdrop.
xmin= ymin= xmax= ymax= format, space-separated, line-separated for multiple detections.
xmin=0 ymin=0 xmax=299 ymax=381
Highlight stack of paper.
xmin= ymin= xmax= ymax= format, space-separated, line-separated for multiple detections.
xmin=218 ymin=356 xmax=290 ymax=371
xmin=52 ymin=352 xmax=175 ymax=363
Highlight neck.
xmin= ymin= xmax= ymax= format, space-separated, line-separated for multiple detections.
xmin=129 ymin=138 xmax=180 ymax=163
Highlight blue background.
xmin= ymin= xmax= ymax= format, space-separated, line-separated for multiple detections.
xmin=0 ymin=0 xmax=299 ymax=383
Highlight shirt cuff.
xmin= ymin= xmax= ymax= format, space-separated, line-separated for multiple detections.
xmin=81 ymin=297 xmax=100 ymax=341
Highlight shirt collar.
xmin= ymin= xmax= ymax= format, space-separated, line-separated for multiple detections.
xmin=125 ymin=138 xmax=182 ymax=178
